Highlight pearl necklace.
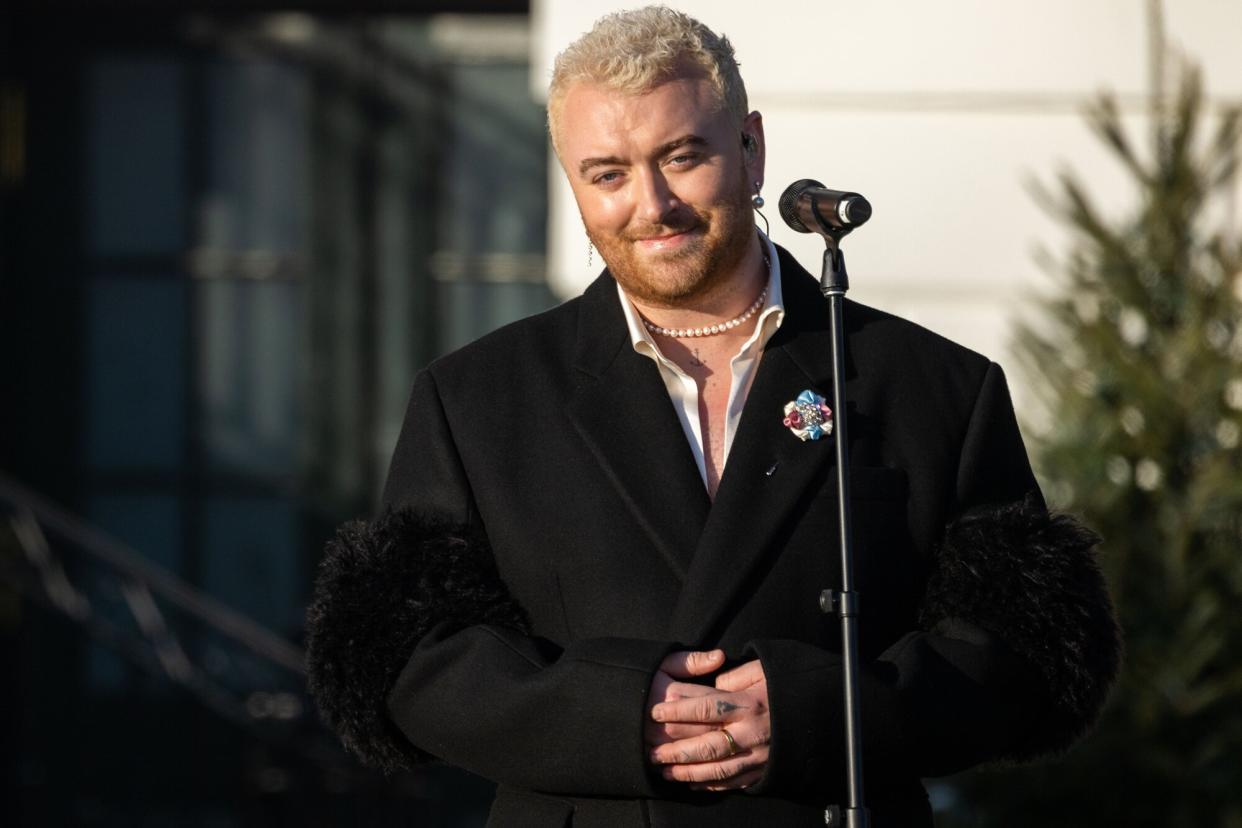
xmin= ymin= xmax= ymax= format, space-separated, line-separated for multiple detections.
xmin=642 ymin=287 xmax=768 ymax=338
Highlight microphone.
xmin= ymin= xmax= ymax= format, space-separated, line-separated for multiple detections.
xmin=778 ymin=179 xmax=872 ymax=234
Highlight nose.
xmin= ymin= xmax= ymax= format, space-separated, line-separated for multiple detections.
xmin=634 ymin=167 xmax=679 ymax=225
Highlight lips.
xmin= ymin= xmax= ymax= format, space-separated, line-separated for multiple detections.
xmin=640 ymin=230 xmax=688 ymax=243
xmin=631 ymin=224 xmax=703 ymax=251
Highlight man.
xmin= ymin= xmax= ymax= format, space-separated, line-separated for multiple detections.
xmin=307 ymin=8 xmax=1120 ymax=826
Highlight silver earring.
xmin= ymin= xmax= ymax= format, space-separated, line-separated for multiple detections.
xmin=752 ymin=182 xmax=770 ymax=235
xmin=588 ymin=238 xmax=594 ymax=269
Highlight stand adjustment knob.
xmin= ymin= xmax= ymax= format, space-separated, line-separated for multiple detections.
xmin=819 ymin=589 xmax=862 ymax=617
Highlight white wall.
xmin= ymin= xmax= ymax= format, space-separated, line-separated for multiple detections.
xmin=531 ymin=1 xmax=1242 ymax=400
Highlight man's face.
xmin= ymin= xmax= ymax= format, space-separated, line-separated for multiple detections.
xmin=555 ymin=73 xmax=763 ymax=308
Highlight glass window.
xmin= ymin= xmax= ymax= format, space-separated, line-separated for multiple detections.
xmin=86 ymin=57 xmax=186 ymax=256
xmin=202 ymin=58 xmax=310 ymax=253
xmin=201 ymin=496 xmax=300 ymax=635
xmin=86 ymin=278 xmax=186 ymax=470
xmin=198 ymin=279 xmax=303 ymax=477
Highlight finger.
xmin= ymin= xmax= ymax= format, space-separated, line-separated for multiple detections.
xmin=652 ymin=691 xmax=747 ymax=724
xmin=645 ymin=721 xmax=716 ymax=747
xmin=658 ymin=649 xmax=724 ymax=679
xmin=690 ymin=767 xmax=765 ymax=792
xmin=650 ymin=727 xmax=741 ymax=765
xmin=651 ymin=718 xmax=767 ymax=764
xmin=714 ymin=659 xmax=764 ymax=692
xmin=661 ymin=752 xmax=764 ymax=784
xmin=649 ymin=676 xmax=715 ymax=711
xmin=664 ymin=679 xmax=716 ymax=701
xmin=665 ymin=680 xmax=715 ymax=700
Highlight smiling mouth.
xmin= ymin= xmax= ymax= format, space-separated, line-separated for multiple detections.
xmin=634 ymin=226 xmax=701 ymax=249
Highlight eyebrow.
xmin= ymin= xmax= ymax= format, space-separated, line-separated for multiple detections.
xmin=577 ymin=134 xmax=709 ymax=178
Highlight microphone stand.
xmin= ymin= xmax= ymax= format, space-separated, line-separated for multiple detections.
xmin=776 ymin=179 xmax=872 ymax=826
xmin=816 ymin=231 xmax=869 ymax=828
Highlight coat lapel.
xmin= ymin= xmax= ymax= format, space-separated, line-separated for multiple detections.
xmin=669 ymin=251 xmax=849 ymax=644
xmin=567 ymin=274 xmax=711 ymax=580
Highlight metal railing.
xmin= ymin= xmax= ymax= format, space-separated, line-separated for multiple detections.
xmin=0 ymin=471 xmax=349 ymax=770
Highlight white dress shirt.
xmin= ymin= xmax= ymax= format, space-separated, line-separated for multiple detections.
xmin=616 ymin=232 xmax=786 ymax=489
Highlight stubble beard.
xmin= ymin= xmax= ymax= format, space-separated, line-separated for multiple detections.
xmin=591 ymin=173 xmax=757 ymax=309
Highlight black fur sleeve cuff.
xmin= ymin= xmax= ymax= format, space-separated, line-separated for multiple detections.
xmin=919 ymin=492 xmax=1122 ymax=760
xmin=305 ymin=510 xmax=529 ymax=773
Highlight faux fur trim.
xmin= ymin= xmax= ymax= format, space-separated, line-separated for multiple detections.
xmin=305 ymin=510 xmax=530 ymax=773
xmin=920 ymin=492 xmax=1122 ymax=760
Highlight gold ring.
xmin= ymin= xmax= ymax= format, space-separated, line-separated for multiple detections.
xmin=721 ymin=727 xmax=740 ymax=756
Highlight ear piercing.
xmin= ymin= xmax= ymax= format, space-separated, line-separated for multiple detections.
xmin=752 ymin=181 xmax=770 ymax=235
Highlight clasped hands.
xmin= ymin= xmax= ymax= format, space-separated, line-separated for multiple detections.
xmin=645 ymin=649 xmax=770 ymax=792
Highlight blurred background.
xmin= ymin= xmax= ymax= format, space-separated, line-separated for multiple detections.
xmin=1 ymin=0 xmax=1239 ymax=825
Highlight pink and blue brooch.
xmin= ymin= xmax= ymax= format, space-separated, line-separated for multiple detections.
xmin=783 ymin=390 xmax=833 ymax=441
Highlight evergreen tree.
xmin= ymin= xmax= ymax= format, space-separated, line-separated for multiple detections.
xmin=945 ymin=64 xmax=1242 ymax=827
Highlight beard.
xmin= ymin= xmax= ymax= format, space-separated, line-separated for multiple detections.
xmin=589 ymin=169 xmax=757 ymax=309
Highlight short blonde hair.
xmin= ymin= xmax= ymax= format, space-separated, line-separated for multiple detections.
xmin=547 ymin=6 xmax=748 ymax=155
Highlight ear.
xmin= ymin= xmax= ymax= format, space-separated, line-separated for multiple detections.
xmin=741 ymin=110 xmax=766 ymax=189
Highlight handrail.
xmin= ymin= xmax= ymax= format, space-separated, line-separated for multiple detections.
xmin=0 ymin=469 xmax=305 ymax=674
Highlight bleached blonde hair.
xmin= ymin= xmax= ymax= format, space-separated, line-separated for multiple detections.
xmin=547 ymin=6 xmax=748 ymax=155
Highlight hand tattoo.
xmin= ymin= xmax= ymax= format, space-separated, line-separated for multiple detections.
xmin=716 ymin=699 xmax=746 ymax=716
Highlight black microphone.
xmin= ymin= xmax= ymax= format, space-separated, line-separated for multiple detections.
xmin=778 ymin=179 xmax=872 ymax=234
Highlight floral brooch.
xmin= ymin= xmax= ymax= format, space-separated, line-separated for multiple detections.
xmin=783 ymin=390 xmax=833 ymax=441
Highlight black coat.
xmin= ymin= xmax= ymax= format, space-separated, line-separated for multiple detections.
xmin=307 ymin=246 xmax=1120 ymax=827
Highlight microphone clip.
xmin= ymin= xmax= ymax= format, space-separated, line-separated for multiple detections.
xmin=778 ymin=179 xmax=871 ymax=295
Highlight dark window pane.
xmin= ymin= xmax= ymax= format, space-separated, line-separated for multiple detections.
xmin=198 ymin=279 xmax=303 ymax=477
xmin=86 ymin=278 xmax=186 ymax=470
xmin=86 ymin=57 xmax=186 ymax=256
xmin=440 ymin=61 xmax=547 ymax=256
xmin=87 ymin=493 xmax=183 ymax=573
xmin=203 ymin=58 xmax=310 ymax=253
xmin=202 ymin=496 xmax=300 ymax=635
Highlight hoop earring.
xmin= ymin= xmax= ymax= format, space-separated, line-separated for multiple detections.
xmin=752 ymin=181 xmax=770 ymax=235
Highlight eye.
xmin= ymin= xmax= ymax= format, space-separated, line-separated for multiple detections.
xmin=593 ymin=170 xmax=623 ymax=186
xmin=667 ymin=153 xmax=699 ymax=167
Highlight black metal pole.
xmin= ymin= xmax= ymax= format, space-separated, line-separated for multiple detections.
xmin=817 ymin=240 xmax=869 ymax=828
